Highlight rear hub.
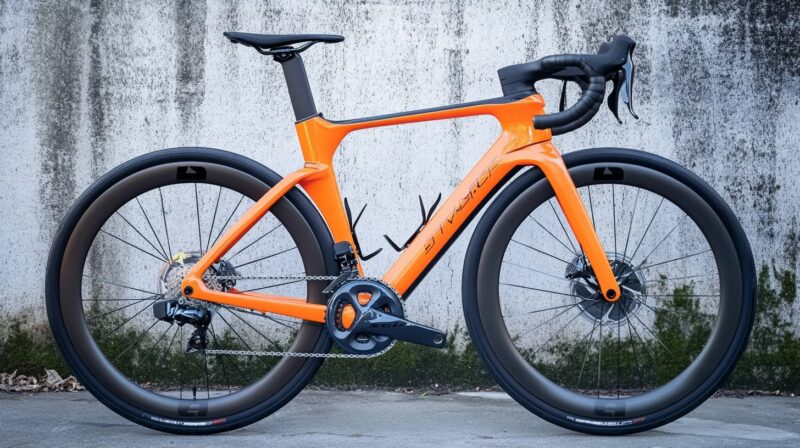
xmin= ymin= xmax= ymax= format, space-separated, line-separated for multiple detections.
xmin=152 ymin=251 xmax=238 ymax=350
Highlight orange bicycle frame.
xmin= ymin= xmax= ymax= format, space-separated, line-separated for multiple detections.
xmin=181 ymin=93 xmax=620 ymax=323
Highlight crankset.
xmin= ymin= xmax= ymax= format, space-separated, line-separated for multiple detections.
xmin=198 ymin=275 xmax=449 ymax=356
xmin=326 ymin=279 xmax=447 ymax=355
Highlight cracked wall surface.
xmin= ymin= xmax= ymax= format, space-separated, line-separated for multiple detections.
xmin=0 ymin=0 xmax=798 ymax=332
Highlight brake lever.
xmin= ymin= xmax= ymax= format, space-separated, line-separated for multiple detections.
xmin=607 ymin=47 xmax=638 ymax=122
xmin=608 ymin=70 xmax=624 ymax=124
xmin=620 ymin=47 xmax=638 ymax=119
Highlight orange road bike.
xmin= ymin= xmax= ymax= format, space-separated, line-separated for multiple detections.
xmin=46 ymin=33 xmax=755 ymax=435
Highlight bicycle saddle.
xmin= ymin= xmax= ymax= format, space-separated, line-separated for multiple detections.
xmin=224 ymin=32 xmax=344 ymax=50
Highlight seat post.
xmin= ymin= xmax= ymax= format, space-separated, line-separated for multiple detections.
xmin=275 ymin=53 xmax=318 ymax=121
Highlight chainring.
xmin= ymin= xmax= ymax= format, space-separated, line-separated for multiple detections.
xmin=326 ymin=279 xmax=405 ymax=355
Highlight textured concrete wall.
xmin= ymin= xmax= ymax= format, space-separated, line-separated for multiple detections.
xmin=1 ymin=0 xmax=798 ymax=332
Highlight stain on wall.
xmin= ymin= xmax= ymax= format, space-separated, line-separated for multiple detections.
xmin=0 ymin=0 xmax=798 ymax=332
xmin=32 ymin=1 xmax=86 ymax=238
xmin=87 ymin=0 xmax=108 ymax=177
xmin=174 ymin=0 xmax=207 ymax=133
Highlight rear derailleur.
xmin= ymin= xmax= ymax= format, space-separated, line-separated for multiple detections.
xmin=152 ymin=299 xmax=212 ymax=353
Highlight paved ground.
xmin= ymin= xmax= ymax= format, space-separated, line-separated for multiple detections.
xmin=1 ymin=390 xmax=799 ymax=447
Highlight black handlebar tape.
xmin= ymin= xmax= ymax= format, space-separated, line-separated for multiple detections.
xmin=550 ymin=92 xmax=603 ymax=135
xmin=533 ymin=58 xmax=605 ymax=133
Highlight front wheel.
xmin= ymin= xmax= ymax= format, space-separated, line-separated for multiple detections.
xmin=462 ymin=148 xmax=755 ymax=434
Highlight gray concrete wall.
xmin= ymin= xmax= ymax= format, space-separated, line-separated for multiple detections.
xmin=1 ymin=0 xmax=798 ymax=331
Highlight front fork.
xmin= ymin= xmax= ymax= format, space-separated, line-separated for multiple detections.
xmin=502 ymin=142 xmax=621 ymax=301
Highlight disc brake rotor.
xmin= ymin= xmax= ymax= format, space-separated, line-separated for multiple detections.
xmin=567 ymin=252 xmax=647 ymax=324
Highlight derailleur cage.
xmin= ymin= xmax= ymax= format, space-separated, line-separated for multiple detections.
xmin=187 ymin=327 xmax=209 ymax=352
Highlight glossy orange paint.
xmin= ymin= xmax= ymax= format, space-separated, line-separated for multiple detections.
xmin=357 ymin=292 xmax=372 ymax=305
xmin=181 ymin=93 xmax=620 ymax=323
xmin=341 ymin=305 xmax=356 ymax=329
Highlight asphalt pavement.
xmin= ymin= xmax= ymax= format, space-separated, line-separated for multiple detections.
xmin=1 ymin=390 xmax=798 ymax=447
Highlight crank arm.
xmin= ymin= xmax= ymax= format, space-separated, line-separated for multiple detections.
xmin=353 ymin=308 xmax=447 ymax=348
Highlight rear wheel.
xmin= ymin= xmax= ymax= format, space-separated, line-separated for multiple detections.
xmin=46 ymin=147 xmax=336 ymax=434
xmin=463 ymin=148 xmax=755 ymax=434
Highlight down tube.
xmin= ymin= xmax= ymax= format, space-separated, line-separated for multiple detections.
xmin=382 ymin=148 xmax=518 ymax=296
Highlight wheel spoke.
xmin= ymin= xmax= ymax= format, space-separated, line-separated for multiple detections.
xmin=243 ymin=278 xmax=305 ymax=293
xmin=82 ymin=275 xmax=158 ymax=296
xmin=112 ymin=318 xmax=161 ymax=363
xmin=629 ymin=296 xmax=717 ymax=318
xmin=503 ymin=303 xmax=578 ymax=318
xmin=533 ymin=299 xmax=601 ymax=355
xmin=136 ymin=197 xmax=169 ymax=259
xmin=646 ymin=293 xmax=719 ymax=298
xmin=502 ymin=260 xmax=573 ymax=284
xmin=596 ymin=302 xmax=614 ymax=397
xmin=158 ymin=188 xmax=172 ymax=256
xmin=612 ymin=184 xmax=617 ymax=255
xmin=209 ymin=194 xmax=246 ymax=250
xmin=228 ymin=223 xmax=283 ymax=261
xmin=629 ymin=196 xmax=664 ymax=262
xmin=138 ymin=322 xmax=175 ymax=367
xmin=587 ymin=185 xmax=596 ymax=231
xmin=528 ymin=217 xmax=577 ymax=256
xmin=214 ymin=311 xmax=256 ymax=351
xmin=630 ymin=312 xmax=676 ymax=360
xmin=643 ymin=272 xmax=717 ymax=284
xmin=203 ymin=349 xmax=211 ymax=399
xmin=548 ymin=200 xmax=579 ymax=254
xmin=99 ymin=229 xmax=166 ymax=263
xmin=510 ymin=239 xmax=570 ymax=264
xmin=98 ymin=296 xmax=161 ymax=340
xmin=87 ymin=294 xmax=160 ymax=321
xmin=226 ymin=305 xmax=300 ymax=332
xmin=223 ymin=307 xmax=285 ymax=349
xmin=500 ymin=282 xmax=584 ymax=298
xmin=220 ymin=306 xmax=300 ymax=327
xmin=621 ymin=301 xmax=645 ymax=389
xmin=621 ymin=188 xmax=640 ymax=260
xmin=516 ymin=300 xmax=585 ymax=340
xmin=616 ymin=307 xmax=621 ymax=398
xmin=114 ymin=211 xmax=168 ymax=260
xmin=208 ymin=323 xmax=250 ymax=391
xmin=637 ymin=219 xmax=683 ymax=266
xmin=575 ymin=318 xmax=598 ymax=390
xmin=194 ymin=184 xmax=203 ymax=254
xmin=179 ymin=326 xmax=184 ymax=399
xmin=205 ymin=186 xmax=223 ymax=253
xmin=234 ymin=246 xmax=297 ymax=269
xmin=637 ymin=249 xmax=712 ymax=271
xmin=145 ymin=325 xmax=180 ymax=392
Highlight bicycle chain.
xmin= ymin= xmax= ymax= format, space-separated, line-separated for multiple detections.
xmin=201 ymin=274 xmax=399 ymax=359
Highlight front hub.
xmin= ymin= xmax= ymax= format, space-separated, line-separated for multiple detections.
xmin=566 ymin=253 xmax=647 ymax=324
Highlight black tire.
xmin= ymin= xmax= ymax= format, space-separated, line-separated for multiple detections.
xmin=462 ymin=148 xmax=755 ymax=435
xmin=46 ymin=147 xmax=337 ymax=434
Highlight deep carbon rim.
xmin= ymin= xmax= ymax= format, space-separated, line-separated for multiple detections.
xmin=54 ymin=159 xmax=329 ymax=421
xmin=475 ymin=159 xmax=743 ymax=421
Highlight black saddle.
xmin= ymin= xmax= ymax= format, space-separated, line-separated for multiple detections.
xmin=224 ymin=32 xmax=343 ymax=50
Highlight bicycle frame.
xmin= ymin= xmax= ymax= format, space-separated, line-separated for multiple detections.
xmin=181 ymin=93 xmax=621 ymax=323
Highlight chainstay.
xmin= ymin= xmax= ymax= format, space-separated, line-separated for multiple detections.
xmin=203 ymin=274 xmax=400 ymax=359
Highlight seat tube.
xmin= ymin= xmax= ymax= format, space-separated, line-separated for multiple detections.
xmin=277 ymin=54 xmax=319 ymax=121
